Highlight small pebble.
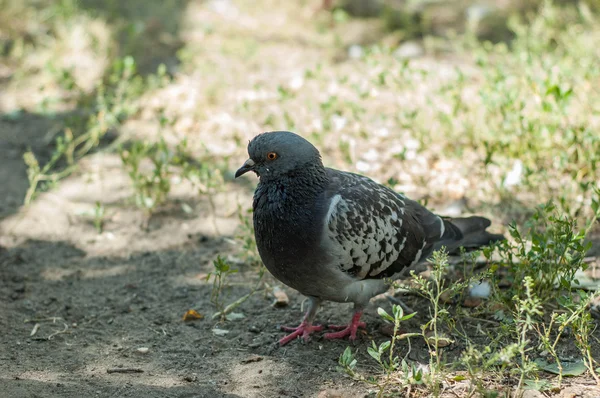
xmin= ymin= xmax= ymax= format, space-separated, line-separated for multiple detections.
xmin=379 ymin=323 xmax=406 ymax=337
xmin=271 ymin=287 xmax=289 ymax=307
xmin=463 ymin=297 xmax=483 ymax=308
xmin=439 ymin=291 xmax=456 ymax=304
xmin=136 ymin=347 xmax=149 ymax=354
xmin=469 ymin=281 xmax=491 ymax=298
xmin=241 ymin=354 xmax=263 ymax=364
xmin=248 ymin=325 xmax=261 ymax=333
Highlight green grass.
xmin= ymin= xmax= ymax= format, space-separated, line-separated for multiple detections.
xmin=2 ymin=0 xmax=600 ymax=396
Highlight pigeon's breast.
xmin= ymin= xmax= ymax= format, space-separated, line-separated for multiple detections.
xmin=252 ymin=182 xmax=348 ymax=296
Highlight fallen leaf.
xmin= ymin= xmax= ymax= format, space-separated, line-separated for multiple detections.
xmin=534 ymin=358 xmax=587 ymax=376
xmin=182 ymin=309 xmax=204 ymax=321
xmin=523 ymin=378 xmax=552 ymax=392
xmin=425 ymin=331 xmax=453 ymax=347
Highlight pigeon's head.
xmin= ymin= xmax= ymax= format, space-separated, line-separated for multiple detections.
xmin=235 ymin=131 xmax=322 ymax=180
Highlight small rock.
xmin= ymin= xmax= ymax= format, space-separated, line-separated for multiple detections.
xmin=469 ymin=281 xmax=491 ymax=298
xmin=379 ymin=323 xmax=406 ymax=337
xmin=439 ymin=290 xmax=456 ymax=304
xmin=521 ymin=389 xmax=544 ymax=398
xmin=394 ymin=41 xmax=424 ymax=59
xmin=438 ymin=198 xmax=467 ymax=217
xmin=289 ymin=75 xmax=304 ymax=90
xmin=348 ymin=44 xmax=364 ymax=59
xmin=136 ymin=347 xmax=149 ymax=354
xmin=503 ymin=160 xmax=523 ymax=187
xmin=241 ymin=355 xmax=263 ymax=364
xmin=225 ymin=312 xmax=245 ymax=321
xmin=498 ymin=278 xmax=512 ymax=288
xmin=317 ymin=390 xmax=345 ymax=398
xmin=463 ymin=297 xmax=482 ymax=308
xmin=272 ymin=287 xmax=289 ymax=307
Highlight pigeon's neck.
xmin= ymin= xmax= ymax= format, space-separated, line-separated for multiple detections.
xmin=253 ymin=165 xmax=329 ymax=251
xmin=255 ymin=165 xmax=328 ymax=210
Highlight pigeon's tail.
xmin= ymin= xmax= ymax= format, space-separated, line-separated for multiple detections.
xmin=435 ymin=216 xmax=505 ymax=254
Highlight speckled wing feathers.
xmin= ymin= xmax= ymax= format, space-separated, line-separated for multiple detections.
xmin=323 ymin=169 xmax=448 ymax=280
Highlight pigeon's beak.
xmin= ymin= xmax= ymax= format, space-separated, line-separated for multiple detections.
xmin=235 ymin=158 xmax=256 ymax=178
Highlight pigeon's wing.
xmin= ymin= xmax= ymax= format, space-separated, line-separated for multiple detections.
xmin=323 ymin=169 xmax=458 ymax=279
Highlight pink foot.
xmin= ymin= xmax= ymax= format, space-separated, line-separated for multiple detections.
xmin=324 ymin=311 xmax=366 ymax=341
xmin=279 ymin=322 xmax=324 ymax=346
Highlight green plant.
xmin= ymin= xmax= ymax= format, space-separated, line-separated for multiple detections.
xmin=535 ymin=290 xmax=600 ymax=386
xmin=93 ymin=201 xmax=105 ymax=234
xmin=459 ymin=343 xmax=520 ymax=396
xmin=206 ymin=255 xmax=238 ymax=318
xmin=368 ymin=306 xmax=419 ymax=396
xmin=410 ymin=249 xmax=467 ymax=392
xmin=207 ymin=255 xmax=265 ymax=321
xmin=181 ymin=151 xmax=227 ymax=234
xmin=493 ymin=197 xmax=599 ymax=303
xmin=511 ymin=276 xmax=543 ymax=393
xmin=23 ymin=57 xmax=169 ymax=204
xmin=119 ymin=137 xmax=189 ymax=217
xmin=557 ymin=291 xmax=600 ymax=384
xmin=338 ymin=304 xmax=419 ymax=397
xmin=119 ymin=139 xmax=172 ymax=215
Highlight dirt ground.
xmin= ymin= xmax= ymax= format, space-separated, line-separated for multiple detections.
xmin=2 ymin=118 xmax=600 ymax=398
xmin=0 ymin=122 xmax=371 ymax=398
xmin=2 ymin=1 xmax=600 ymax=397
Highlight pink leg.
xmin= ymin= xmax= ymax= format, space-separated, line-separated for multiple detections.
xmin=325 ymin=311 xmax=366 ymax=341
xmin=279 ymin=297 xmax=322 ymax=346
xmin=279 ymin=322 xmax=324 ymax=345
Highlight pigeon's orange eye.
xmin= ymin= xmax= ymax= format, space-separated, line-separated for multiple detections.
xmin=267 ymin=152 xmax=278 ymax=160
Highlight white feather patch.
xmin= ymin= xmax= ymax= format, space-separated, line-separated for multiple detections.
xmin=325 ymin=194 xmax=342 ymax=224
xmin=409 ymin=240 xmax=427 ymax=267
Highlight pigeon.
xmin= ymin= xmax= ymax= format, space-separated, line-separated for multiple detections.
xmin=235 ymin=131 xmax=504 ymax=345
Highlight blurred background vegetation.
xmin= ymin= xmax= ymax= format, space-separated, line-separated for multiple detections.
xmin=1 ymin=0 xmax=598 ymax=225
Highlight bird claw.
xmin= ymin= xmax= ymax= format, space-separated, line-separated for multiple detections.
xmin=279 ymin=322 xmax=324 ymax=345
xmin=327 ymin=322 xmax=367 ymax=331
xmin=324 ymin=322 xmax=366 ymax=340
